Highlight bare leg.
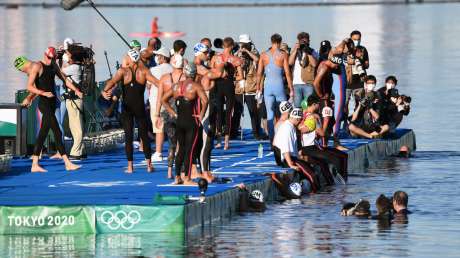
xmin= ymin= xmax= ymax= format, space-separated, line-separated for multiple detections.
xmin=31 ymin=155 xmax=47 ymax=173
xmin=349 ymin=124 xmax=373 ymax=139
xmin=125 ymin=161 xmax=134 ymax=173
xmin=146 ymin=158 xmax=153 ymax=172
xmin=156 ymin=132 xmax=164 ymax=154
xmin=62 ymin=155 xmax=81 ymax=171
xmin=167 ymin=167 xmax=173 ymax=179
xmin=224 ymin=135 xmax=230 ymax=150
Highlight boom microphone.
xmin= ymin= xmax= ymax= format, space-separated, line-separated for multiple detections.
xmin=60 ymin=0 xmax=84 ymax=11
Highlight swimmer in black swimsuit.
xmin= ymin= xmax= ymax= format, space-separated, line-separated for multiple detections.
xmin=102 ymin=49 xmax=159 ymax=173
xmin=162 ymin=61 xmax=208 ymax=185
xmin=16 ymin=49 xmax=83 ymax=173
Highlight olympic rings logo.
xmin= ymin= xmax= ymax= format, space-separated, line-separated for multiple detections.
xmin=100 ymin=210 xmax=141 ymax=230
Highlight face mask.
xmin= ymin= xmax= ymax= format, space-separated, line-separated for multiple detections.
xmin=366 ymin=83 xmax=375 ymax=91
xmin=62 ymin=53 xmax=70 ymax=63
xmin=386 ymin=83 xmax=395 ymax=90
xmin=353 ymin=40 xmax=361 ymax=47
xmin=154 ymin=55 xmax=160 ymax=64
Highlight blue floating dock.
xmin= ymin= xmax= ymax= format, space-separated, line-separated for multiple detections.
xmin=0 ymin=129 xmax=416 ymax=234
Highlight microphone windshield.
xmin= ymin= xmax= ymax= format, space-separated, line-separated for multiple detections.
xmin=60 ymin=0 xmax=84 ymax=10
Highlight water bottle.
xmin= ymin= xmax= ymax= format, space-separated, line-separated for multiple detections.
xmin=258 ymin=143 xmax=263 ymax=158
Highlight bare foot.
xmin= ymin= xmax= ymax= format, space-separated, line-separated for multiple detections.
xmin=50 ymin=153 xmax=62 ymax=160
xmin=335 ymin=145 xmax=349 ymax=151
xmin=215 ymin=143 xmax=222 ymax=149
xmin=65 ymin=163 xmax=81 ymax=171
xmin=147 ymin=163 xmax=154 ymax=173
xmin=125 ymin=165 xmax=134 ymax=174
xmin=370 ymin=132 xmax=380 ymax=139
xmin=174 ymin=176 xmax=183 ymax=185
xmin=203 ymin=171 xmax=215 ymax=183
xmin=31 ymin=164 xmax=47 ymax=173
xmin=183 ymin=178 xmax=197 ymax=186
xmin=190 ymin=165 xmax=200 ymax=179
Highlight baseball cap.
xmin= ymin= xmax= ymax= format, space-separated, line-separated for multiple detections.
xmin=153 ymin=47 xmax=171 ymax=58
xmin=290 ymin=108 xmax=303 ymax=119
xmin=279 ymin=101 xmax=293 ymax=113
xmin=320 ymin=40 xmax=331 ymax=49
xmin=239 ymin=34 xmax=252 ymax=44
xmin=63 ymin=38 xmax=75 ymax=50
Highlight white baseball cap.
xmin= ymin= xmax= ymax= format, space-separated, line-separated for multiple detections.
xmin=63 ymin=38 xmax=75 ymax=50
xmin=239 ymin=34 xmax=252 ymax=44
xmin=153 ymin=47 xmax=171 ymax=58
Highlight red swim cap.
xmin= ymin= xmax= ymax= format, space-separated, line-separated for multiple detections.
xmin=45 ymin=47 xmax=56 ymax=59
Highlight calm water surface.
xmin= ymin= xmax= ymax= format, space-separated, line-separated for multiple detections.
xmin=0 ymin=3 xmax=459 ymax=257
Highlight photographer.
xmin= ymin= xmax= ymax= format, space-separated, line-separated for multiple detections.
xmin=60 ymin=41 xmax=87 ymax=160
xmin=346 ymin=46 xmax=367 ymax=112
xmin=289 ymin=32 xmax=318 ymax=107
xmin=381 ymin=89 xmax=411 ymax=134
xmin=349 ymin=75 xmax=389 ymax=139
xmin=232 ymin=34 xmax=265 ymax=139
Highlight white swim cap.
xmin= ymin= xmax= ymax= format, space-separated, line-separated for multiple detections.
xmin=193 ymin=43 xmax=208 ymax=57
xmin=171 ymin=54 xmax=184 ymax=69
xmin=127 ymin=49 xmax=140 ymax=62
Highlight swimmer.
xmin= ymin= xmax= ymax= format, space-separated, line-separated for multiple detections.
xmin=102 ymin=49 xmax=159 ymax=173
xmin=15 ymin=51 xmax=82 ymax=172
xmin=256 ymin=33 xmax=294 ymax=143
xmin=162 ymin=60 xmax=208 ymax=185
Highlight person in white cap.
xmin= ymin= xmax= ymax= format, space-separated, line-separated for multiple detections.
xmin=102 ymin=49 xmax=160 ymax=173
xmin=273 ymin=108 xmax=321 ymax=191
xmin=274 ymin=100 xmax=292 ymax=132
xmin=273 ymin=108 xmax=303 ymax=171
xmin=232 ymin=34 xmax=265 ymax=140
xmin=148 ymin=47 xmax=173 ymax=162
xmin=156 ymin=54 xmax=187 ymax=179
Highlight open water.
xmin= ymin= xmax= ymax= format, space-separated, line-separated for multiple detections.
xmin=0 ymin=2 xmax=459 ymax=257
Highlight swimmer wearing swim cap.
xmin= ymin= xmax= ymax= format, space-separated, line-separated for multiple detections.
xmin=161 ymin=61 xmax=208 ymax=185
xmin=102 ymin=49 xmax=161 ymax=173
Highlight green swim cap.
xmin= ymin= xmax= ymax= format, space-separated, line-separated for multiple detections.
xmin=14 ymin=56 xmax=29 ymax=70
xmin=130 ymin=40 xmax=141 ymax=49
xmin=300 ymin=99 xmax=308 ymax=110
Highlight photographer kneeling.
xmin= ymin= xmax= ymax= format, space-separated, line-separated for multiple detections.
xmin=381 ymin=89 xmax=411 ymax=135
xmin=349 ymin=75 xmax=389 ymax=139
xmin=61 ymin=44 xmax=86 ymax=160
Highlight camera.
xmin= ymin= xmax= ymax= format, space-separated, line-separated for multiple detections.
xmin=359 ymin=95 xmax=372 ymax=108
xmin=299 ymin=43 xmax=313 ymax=55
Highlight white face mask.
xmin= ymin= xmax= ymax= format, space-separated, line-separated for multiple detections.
xmin=386 ymin=83 xmax=395 ymax=90
xmin=62 ymin=53 xmax=70 ymax=63
xmin=154 ymin=55 xmax=160 ymax=65
xmin=365 ymin=83 xmax=376 ymax=91
xmin=353 ymin=40 xmax=361 ymax=47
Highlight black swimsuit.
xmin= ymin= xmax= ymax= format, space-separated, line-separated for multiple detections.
xmin=174 ymin=79 xmax=201 ymax=177
xmin=33 ymin=62 xmax=66 ymax=156
xmin=121 ymin=67 xmax=151 ymax=161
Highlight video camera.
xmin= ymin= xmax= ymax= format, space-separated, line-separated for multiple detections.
xmin=67 ymin=44 xmax=96 ymax=96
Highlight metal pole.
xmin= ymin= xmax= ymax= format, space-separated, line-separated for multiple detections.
xmin=104 ymin=51 xmax=113 ymax=78
xmin=86 ymin=0 xmax=130 ymax=48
